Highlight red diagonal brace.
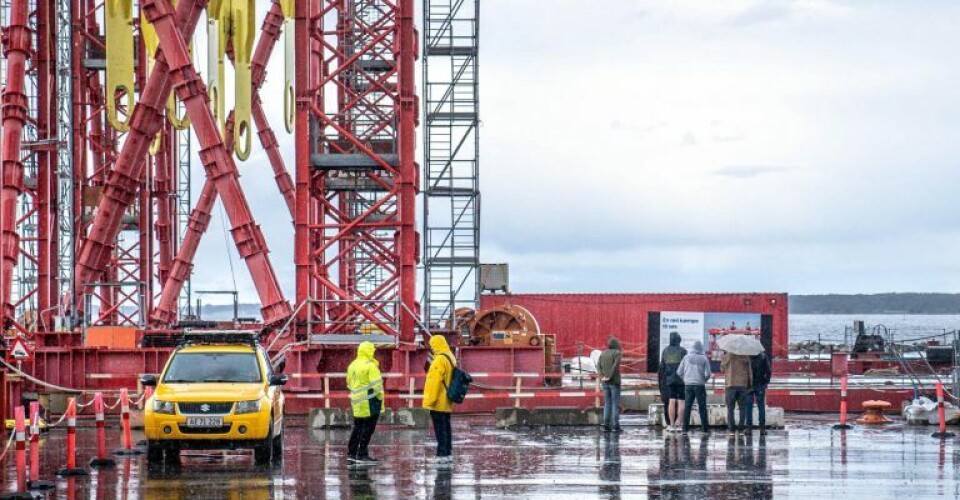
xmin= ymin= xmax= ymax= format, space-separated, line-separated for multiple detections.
xmin=0 ymin=0 xmax=32 ymax=324
xmin=74 ymin=0 xmax=204 ymax=301
xmin=141 ymin=0 xmax=290 ymax=324
xmin=152 ymin=0 xmax=293 ymax=324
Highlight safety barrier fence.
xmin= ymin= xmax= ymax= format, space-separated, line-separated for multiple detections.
xmin=0 ymin=388 xmax=150 ymax=495
xmin=282 ymin=372 xmax=656 ymax=410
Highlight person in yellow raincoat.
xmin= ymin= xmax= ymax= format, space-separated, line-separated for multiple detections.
xmin=423 ymin=335 xmax=455 ymax=461
xmin=347 ymin=341 xmax=383 ymax=463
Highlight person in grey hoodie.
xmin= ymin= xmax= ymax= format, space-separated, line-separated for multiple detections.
xmin=597 ymin=336 xmax=622 ymax=432
xmin=676 ymin=340 xmax=712 ymax=433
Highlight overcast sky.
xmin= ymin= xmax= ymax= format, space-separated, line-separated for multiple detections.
xmin=187 ymin=0 xmax=960 ymax=304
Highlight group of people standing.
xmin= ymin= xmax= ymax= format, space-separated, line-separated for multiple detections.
xmin=597 ymin=331 xmax=771 ymax=434
xmin=345 ymin=335 xmax=458 ymax=464
xmin=658 ymin=331 xmax=771 ymax=434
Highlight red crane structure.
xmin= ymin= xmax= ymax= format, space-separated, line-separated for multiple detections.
xmin=0 ymin=0 xmax=429 ymax=414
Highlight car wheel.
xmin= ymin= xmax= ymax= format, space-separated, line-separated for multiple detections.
xmin=146 ymin=442 xmax=164 ymax=464
xmin=254 ymin=417 xmax=275 ymax=465
xmin=272 ymin=425 xmax=284 ymax=459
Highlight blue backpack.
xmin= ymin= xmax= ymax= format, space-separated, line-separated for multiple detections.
xmin=441 ymin=353 xmax=473 ymax=404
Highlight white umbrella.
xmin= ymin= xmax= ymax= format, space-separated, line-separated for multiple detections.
xmin=717 ymin=334 xmax=765 ymax=356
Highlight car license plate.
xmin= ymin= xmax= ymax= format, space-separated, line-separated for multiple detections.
xmin=185 ymin=417 xmax=223 ymax=428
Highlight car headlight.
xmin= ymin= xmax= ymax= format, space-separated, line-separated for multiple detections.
xmin=153 ymin=400 xmax=175 ymax=414
xmin=235 ymin=400 xmax=261 ymax=414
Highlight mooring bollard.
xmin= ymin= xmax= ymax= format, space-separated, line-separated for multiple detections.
xmin=114 ymin=389 xmax=142 ymax=456
xmin=833 ymin=376 xmax=851 ymax=430
xmin=56 ymin=398 xmax=88 ymax=476
xmin=90 ymin=393 xmax=116 ymax=468
xmin=931 ymin=381 xmax=955 ymax=438
xmin=28 ymin=401 xmax=54 ymax=490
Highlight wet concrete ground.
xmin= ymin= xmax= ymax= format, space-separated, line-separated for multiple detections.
xmin=1 ymin=414 xmax=958 ymax=498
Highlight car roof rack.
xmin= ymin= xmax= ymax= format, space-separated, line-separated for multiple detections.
xmin=179 ymin=330 xmax=260 ymax=348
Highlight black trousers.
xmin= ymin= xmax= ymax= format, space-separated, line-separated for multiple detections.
xmin=348 ymin=413 xmax=380 ymax=458
xmin=725 ymin=386 xmax=748 ymax=430
xmin=430 ymin=411 xmax=452 ymax=457
xmin=683 ymin=384 xmax=709 ymax=432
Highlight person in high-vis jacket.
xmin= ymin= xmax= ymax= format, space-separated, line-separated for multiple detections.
xmin=423 ymin=335 xmax=455 ymax=462
xmin=347 ymin=341 xmax=384 ymax=463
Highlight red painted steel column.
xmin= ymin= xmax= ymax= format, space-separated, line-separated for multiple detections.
xmin=0 ymin=0 xmax=31 ymax=324
xmin=293 ymin=0 xmax=313 ymax=324
xmin=74 ymin=0 xmax=204 ymax=306
xmin=140 ymin=0 xmax=291 ymax=324
xmin=36 ymin=0 xmax=57 ymax=326
xmin=397 ymin=0 xmax=419 ymax=344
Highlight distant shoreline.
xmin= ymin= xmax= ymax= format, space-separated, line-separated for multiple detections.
xmin=790 ymin=293 xmax=960 ymax=315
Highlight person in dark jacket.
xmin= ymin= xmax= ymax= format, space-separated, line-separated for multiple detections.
xmin=658 ymin=332 xmax=687 ymax=432
xmin=597 ymin=336 xmax=622 ymax=432
xmin=746 ymin=351 xmax=772 ymax=433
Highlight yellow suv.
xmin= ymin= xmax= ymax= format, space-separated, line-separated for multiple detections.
xmin=141 ymin=332 xmax=287 ymax=464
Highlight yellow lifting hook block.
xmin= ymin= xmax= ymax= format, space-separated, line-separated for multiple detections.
xmin=281 ymin=0 xmax=295 ymax=133
xmin=106 ymin=0 xmax=134 ymax=132
xmin=207 ymin=0 xmax=228 ymax=140
xmin=231 ymin=0 xmax=255 ymax=161
xmin=141 ymin=0 xmax=190 ymax=155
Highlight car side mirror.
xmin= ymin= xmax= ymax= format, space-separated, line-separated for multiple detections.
xmin=269 ymin=374 xmax=289 ymax=386
xmin=140 ymin=374 xmax=157 ymax=387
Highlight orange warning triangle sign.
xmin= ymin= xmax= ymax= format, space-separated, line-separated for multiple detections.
xmin=10 ymin=340 xmax=29 ymax=359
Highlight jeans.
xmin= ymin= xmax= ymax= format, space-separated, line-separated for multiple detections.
xmin=725 ymin=386 xmax=748 ymax=430
xmin=746 ymin=385 xmax=767 ymax=428
xmin=347 ymin=413 xmax=380 ymax=458
xmin=683 ymin=384 xmax=709 ymax=432
xmin=430 ymin=411 xmax=452 ymax=457
xmin=602 ymin=384 xmax=621 ymax=428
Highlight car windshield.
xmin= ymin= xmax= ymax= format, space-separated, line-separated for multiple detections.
xmin=162 ymin=352 xmax=262 ymax=383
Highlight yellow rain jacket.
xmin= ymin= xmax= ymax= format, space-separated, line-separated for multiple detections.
xmin=423 ymin=335 xmax=456 ymax=413
xmin=348 ymin=342 xmax=384 ymax=418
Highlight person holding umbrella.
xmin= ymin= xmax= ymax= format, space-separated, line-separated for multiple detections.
xmin=718 ymin=334 xmax=763 ymax=435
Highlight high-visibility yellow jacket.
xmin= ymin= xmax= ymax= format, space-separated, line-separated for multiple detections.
xmin=423 ymin=335 xmax=456 ymax=413
xmin=348 ymin=341 xmax=384 ymax=418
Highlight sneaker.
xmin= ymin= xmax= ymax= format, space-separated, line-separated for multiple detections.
xmin=433 ymin=456 xmax=452 ymax=464
xmin=665 ymin=425 xmax=674 ymax=432
xmin=602 ymin=425 xmax=612 ymax=433
xmin=681 ymin=428 xmax=689 ymax=434
xmin=357 ymin=456 xmax=379 ymax=464
xmin=347 ymin=455 xmax=359 ymax=463
xmin=613 ymin=426 xmax=623 ymax=433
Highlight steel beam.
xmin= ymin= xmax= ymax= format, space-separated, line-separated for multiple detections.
xmin=1 ymin=0 xmax=32 ymax=325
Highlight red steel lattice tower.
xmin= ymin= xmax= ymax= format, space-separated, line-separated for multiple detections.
xmin=295 ymin=0 xmax=419 ymax=343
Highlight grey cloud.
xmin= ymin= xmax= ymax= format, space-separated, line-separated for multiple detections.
xmin=728 ymin=2 xmax=793 ymax=27
xmin=712 ymin=165 xmax=789 ymax=179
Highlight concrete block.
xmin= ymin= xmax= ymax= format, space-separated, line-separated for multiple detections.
xmin=648 ymin=403 xmax=784 ymax=429
xmin=495 ymin=407 xmax=603 ymax=428
xmin=308 ymin=408 xmax=430 ymax=429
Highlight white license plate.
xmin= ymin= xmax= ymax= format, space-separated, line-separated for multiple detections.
xmin=185 ymin=417 xmax=223 ymax=428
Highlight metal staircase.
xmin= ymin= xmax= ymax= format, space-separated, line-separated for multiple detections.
xmin=423 ymin=0 xmax=480 ymax=328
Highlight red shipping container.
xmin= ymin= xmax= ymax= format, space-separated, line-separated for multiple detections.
xmin=481 ymin=293 xmax=789 ymax=368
